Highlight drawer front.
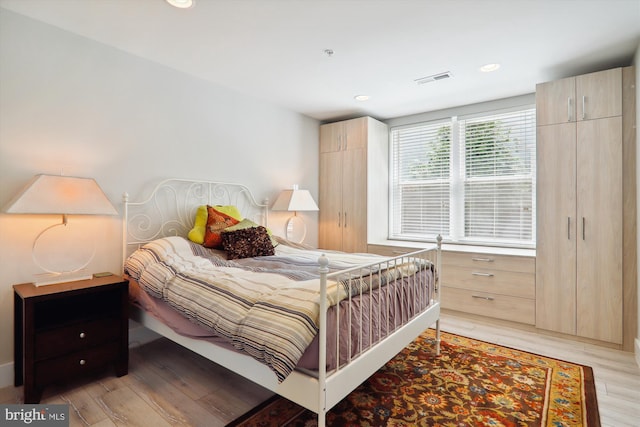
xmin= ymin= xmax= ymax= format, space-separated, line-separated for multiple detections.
xmin=34 ymin=342 xmax=121 ymax=386
xmin=368 ymin=244 xmax=422 ymax=256
xmin=442 ymin=267 xmax=535 ymax=299
xmin=442 ymin=251 xmax=535 ymax=273
xmin=441 ymin=287 xmax=535 ymax=325
xmin=35 ymin=318 xmax=121 ymax=360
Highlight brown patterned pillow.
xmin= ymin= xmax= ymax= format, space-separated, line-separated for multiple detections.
xmin=221 ymin=226 xmax=275 ymax=260
xmin=203 ymin=205 xmax=240 ymax=248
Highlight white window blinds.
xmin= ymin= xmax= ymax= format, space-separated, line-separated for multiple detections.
xmin=390 ymin=121 xmax=451 ymax=240
xmin=390 ymin=107 xmax=536 ymax=247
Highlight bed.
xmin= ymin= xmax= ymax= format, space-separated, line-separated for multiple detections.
xmin=122 ymin=178 xmax=441 ymax=426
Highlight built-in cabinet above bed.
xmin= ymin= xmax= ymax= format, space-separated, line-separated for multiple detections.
xmin=318 ymin=116 xmax=388 ymax=252
xmin=536 ymin=66 xmax=636 ymax=348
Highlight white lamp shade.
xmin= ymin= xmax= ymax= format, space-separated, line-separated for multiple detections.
xmin=272 ymin=188 xmax=319 ymax=212
xmin=4 ymin=174 xmax=118 ymax=215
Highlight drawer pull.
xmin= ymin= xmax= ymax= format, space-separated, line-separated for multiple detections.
xmin=471 ymin=272 xmax=494 ymax=277
xmin=79 ymin=332 xmax=86 ymax=339
xmin=472 ymin=257 xmax=494 ymax=262
xmin=79 ymin=359 xmax=86 ymax=366
xmin=472 ymin=295 xmax=495 ymax=301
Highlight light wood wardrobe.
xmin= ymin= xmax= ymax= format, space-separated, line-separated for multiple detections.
xmin=536 ymin=66 xmax=636 ymax=348
xmin=318 ymin=116 xmax=388 ymax=253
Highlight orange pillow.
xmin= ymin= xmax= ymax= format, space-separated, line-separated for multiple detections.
xmin=203 ymin=206 xmax=240 ymax=248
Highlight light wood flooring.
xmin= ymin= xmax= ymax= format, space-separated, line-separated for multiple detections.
xmin=1 ymin=312 xmax=639 ymax=426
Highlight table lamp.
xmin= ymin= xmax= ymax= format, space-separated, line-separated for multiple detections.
xmin=272 ymin=185 xmax=318 ymax=243
xmin=4 ymin=174 xmax=118 ymax=286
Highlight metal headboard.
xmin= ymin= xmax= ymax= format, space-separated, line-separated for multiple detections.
xmin=122 ymin=178 xmax=268 ymax=269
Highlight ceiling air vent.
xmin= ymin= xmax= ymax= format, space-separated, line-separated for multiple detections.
xmin=415 ymin=71 xmax=453 ymax=85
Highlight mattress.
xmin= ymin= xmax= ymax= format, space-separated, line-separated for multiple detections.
xmin=125 ymin=236 xmax=435 ymax=380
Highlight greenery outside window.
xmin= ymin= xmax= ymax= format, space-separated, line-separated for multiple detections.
xmin=390 ymin=107 xmax=536 ymax=248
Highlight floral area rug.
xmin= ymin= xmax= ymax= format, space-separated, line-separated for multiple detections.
xmin=227 ymin=330 xmax=599 ymax=427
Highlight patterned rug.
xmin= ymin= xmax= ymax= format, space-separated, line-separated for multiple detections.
xmin=227 ymin=330 xmax=599 ymax=427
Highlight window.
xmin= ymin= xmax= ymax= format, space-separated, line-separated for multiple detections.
xmin=390 ymin=107 xmax=536 ymax=248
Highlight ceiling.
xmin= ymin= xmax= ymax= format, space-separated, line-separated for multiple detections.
xmin=1 ymin=0 xmax=639 ymax=122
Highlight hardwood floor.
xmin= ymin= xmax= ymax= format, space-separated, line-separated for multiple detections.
xmin=2 ymin=311 xmax=639 ymax=426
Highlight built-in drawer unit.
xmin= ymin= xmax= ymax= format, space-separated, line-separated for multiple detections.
xmin=368 ymin=244 xmax=422 ymax=257
xmin=441 ymin=251 xmax=536 ymax=324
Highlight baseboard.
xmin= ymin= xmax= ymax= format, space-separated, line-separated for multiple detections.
xmin=0 ymin=361 xmax=14 ymax=389
xmin=635 ymin=338 xmax=640 ymax=368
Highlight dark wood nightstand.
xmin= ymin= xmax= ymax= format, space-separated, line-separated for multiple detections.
xmin=14 ymin=274 xmax=129 ymax=403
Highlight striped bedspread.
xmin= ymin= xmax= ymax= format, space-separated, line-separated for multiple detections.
xmin=125 ymin=236 xmax=430 ymax=381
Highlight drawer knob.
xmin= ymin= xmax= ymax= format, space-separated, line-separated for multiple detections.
xmin=79 ymin=359 xmax=86 ymax=366
xmin=79 ymin=332 xmax=86 ymax=339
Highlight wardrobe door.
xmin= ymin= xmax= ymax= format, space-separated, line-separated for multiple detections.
xmin=341 ymin=147 xmax=367 ymax=253
xmin=535 ymin=122 xmax=577 ymax=335
xmin=576 ymin=68 xmax=622 ymax=121
xmin=319 ymin=150 xmax=343 ymax=250
xmin=320 ymin=121 xmax=344 ymax=153
xmin=536 ymin=77 xmax=576 ymax=126
xmin=576 ymin=117 xmax=623 ymax=344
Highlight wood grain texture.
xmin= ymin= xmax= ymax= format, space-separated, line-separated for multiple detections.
xmin=535 ymin=122 xmax=577 ymax=335
xmin=576 ymin=116 xmax=623 ymax=344
xmin=536 ymin=76 xmax=575 ymax=125
xmin=621 ymin=66 xmax=637 ymax=352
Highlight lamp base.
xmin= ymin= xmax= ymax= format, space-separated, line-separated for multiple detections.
xmin=285 ymin=215 xmax=307 ymax=243
xmin=31 ymin=218 xmax=97 ymax=286
xmin=34 ymin=271 xmax=93 ymax=287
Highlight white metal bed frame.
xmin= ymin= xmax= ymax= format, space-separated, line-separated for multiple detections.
xmin=122 ymin=178 xmax=441 ymax=426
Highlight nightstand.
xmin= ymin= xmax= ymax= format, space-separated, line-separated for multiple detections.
xmin=14 ymin=274 xmax=129 ymax=403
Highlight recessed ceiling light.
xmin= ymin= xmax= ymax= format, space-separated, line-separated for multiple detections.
xmin=479 ymin=63 xmax=501 ymax=72
xmin=166 ymin=0 xmax=194 ymax=9
xmin=354 ymin=95 xmax=370 ymax=101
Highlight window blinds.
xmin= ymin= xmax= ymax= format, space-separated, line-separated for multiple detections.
xmin=390 ymin=107 xmax=536 ymax=247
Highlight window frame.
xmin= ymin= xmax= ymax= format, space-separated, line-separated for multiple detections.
xmin=389 ymin=105 xmax=536 ymax=249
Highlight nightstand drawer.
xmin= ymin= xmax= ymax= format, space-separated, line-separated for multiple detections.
xmin=441 ymin=267 xmax=535 ymax=299
xmin=35 ymin=317 xmax=121 ymax=360
xmin=441 ymin=287 xmax=535 ymax=325
xmin=35 ymin=342 xmax=121 ymax=385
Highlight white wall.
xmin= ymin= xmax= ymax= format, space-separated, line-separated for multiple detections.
xmin=0 ymin=8 xmax=320 ymax=378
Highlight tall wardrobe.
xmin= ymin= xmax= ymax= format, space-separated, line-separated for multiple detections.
xmin=318 ymin=116 xmax=388 ymax=253
xmin=536 ymin=66 xmax=636 ymax=348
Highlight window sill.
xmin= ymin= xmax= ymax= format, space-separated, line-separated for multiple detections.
xmin=368 ymin=239 xmax=536 ymax=258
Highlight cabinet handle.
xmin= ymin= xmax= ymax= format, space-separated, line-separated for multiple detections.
xmin=79 ymin=332 xmax=86 ymax=339
xmin=471 ymin=257 xmax=494 ymax=262
xmin=582 ymin=96 xmax=586 ymax=120
xmin=567 ymin=97 xmax=572 ymax=122
xmin=79 ymin=359 xmax=86 ymax=366
xmin=344 ymin=212 xmax=347 ymax=228
xmin=582 ymin=217 xmax=586 ymax=240
xmin=471 ymin=272 xmax=494 ymax=277
xmin=472 ymin=295 xmax=495 ymax=301
xmin=567 ymin=217 xmax=571 ymax=240
xmin=337 ymin=211 xmax=341 ymax=227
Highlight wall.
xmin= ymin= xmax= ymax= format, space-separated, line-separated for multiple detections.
xmin=0 ymin=9 xmax=320 ymax=385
